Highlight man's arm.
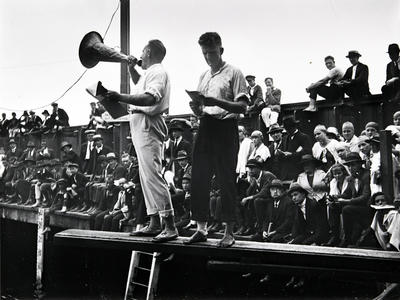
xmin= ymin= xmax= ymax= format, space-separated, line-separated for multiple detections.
xmin=202 ymin=96 xmax=248 ymax=114
xmin=306 ymin=76 xmax=330 ymax=91
xmin=109 ymin=92 xmax=157 ymax=107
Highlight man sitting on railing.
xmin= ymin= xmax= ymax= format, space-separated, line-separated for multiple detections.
xmin=382 ymin=43 xmax=400 ymax=101
xmin=337 ymin=50 xmax=371 ymax=99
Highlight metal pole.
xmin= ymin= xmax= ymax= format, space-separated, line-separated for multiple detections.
xmin=120 ymin=0 xmax=130 ymax=95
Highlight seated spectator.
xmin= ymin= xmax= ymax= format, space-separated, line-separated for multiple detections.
xmin=357 ymin=136 xmax=372 ymax=169
xmin=325 ymin=163 xmax=350 ymax=246
xmin=334 ymin=142 xmax=351 ymax=166
xmin=304 ymin=55 xmax=344 ymax=112
xmin=366 ymin=136 xmax=382 ymax=195
xmin=0 ymin=113 xmax=9 ymax=138
xmin=236 ymin=126 xmax=254 ymax=178
xmin=90 ymin=134 xmax=112 ymax=174
xmin=50 ymin=102 xmax=69 ymax=130
xmin=7 ymin=112 xmax=19 ymax=138
xmin=49 ymin=178 xmax=69 ymax=212
xmin=248 ymin=130 xmax=270 ymax=163
xmin=60 ymin=162 xmax=89 ymax=212
xmin=336 ymin=152 xmax=372 ymax=247
xmin=6 ymin=139 xmax=21 ymax=162
xmin=40 ymin=110 xmax=52 ymax=133
xmin=18 ymin=111 xmax=29 ymax=134
xmin=287 ymin=182 xmax=329 ymax=245
xmin=36 ymin=139 xmax=54 ymax=161
xmin=253 ymin=179 xmax=295 ymax=242
xmin=88 ymin=102 xmax=107 ymax=130
xmin=381 ymin=43 xmax=400 ymax=100
xmin=312 ymin=125 xmax=340 ymax=171
xmin=365 ymin=121 xmax=379 ymax=138
xmin=244 ymin=75 xmax=264 ymax=131
xmin=385 ymin=111 xmax=400 ymax=140
xmin=19 ymin=141 xmax=37 ymax=163
xmin=176 ymin=173 xmax=192 ymax=229
xmin=342 ymin=121 xmax=359 ymax=152
xmin=80 ymin=129 xmax=96 ymax=174
xmin=260 ymin=77 xmax=281 ymax=130
xmin=60 ymin=141 xmax=81 ymax=167
xmin=26 ymin=111 xmax=42 ymax=133
xmin=30 ymin=159 xmax=55 ymax=207
xmin=240 ymin=159 xmax=276 ymax=237
xmin=297 ymin=154 xmax=327 ymax=203
xmin=280 ymin=115 xmax=313 ymax=180
xmin=369 ymin=192 xmax=398 ymax=251
xmin=102 ymin=178 xmax=134 ymax=232
xmin=337 ymin=50 xmax=370 ymax=98
xmin=93 ymin=175 xmax=120 ymax=229
xmin=266 ymin=124 xmax=285 ymax=178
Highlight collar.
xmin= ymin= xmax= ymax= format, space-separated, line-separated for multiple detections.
xmin=210 ymin=62 xmax=227 ymax=77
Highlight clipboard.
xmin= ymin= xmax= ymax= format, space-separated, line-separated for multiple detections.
xmin=86 ymin=81 xmax=127 ymax=119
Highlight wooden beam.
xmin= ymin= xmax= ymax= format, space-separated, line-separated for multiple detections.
xmin=380 ymin=130 xmax=394 ymax=202
xmin=54 ymin=229 xmax=400 ymax=282
xmin=120 ymin=0 xmax=130 ymax=95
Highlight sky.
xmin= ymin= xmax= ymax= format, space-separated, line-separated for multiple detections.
xmin=1 ymin=0 xmax=399 ymax=125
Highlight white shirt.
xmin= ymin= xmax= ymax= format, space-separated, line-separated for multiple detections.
xmin=351 ymin=64 xmax=358 ymax=80
xmin=249 ymin=143 xmax=270 ymax=163
xmin=129 ymin=63 xmax=170 ymax=116
xmin=236 ymin=137 xmax=253 ymax=175
xmin=299 ymin=200 xmax=306 ymax=220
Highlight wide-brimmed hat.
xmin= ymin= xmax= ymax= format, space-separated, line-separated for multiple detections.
xmin=246 ymin=158 xmax=263 ymax=169
xmin=300 ymin=154 xmax=320 ymax=166
xmin=269 ymin=179 xmax=285 ymax=190
xmin=268 ymin=124 xmax=284 ymax=134
xmin=42 ymin=110 xmax=49 ymax=115
xmin=387 ymin=43 xmax=400 ymax=53
xmin=282 ymin=115 xmax=300 ymax=126
xmin=343 ymin=152 xmax=364 ymax=165
xmin=60 ymin=141 xmax=72 ymax=150
xmin=245 ymin=75 xmax=256 ymax=80
xmin=288 ymin=182 xmax=308 ymax=195
xmin=27 ymin=141 xmax=35 ymax=147
xmin=175 ymin=150 xmax=188 ymax=160
xmin=346 ymin=50 xmax=361 ymax=58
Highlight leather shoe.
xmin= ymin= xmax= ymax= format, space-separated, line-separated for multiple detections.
xmin=152 ymin=230 xmax=178 ymax=243
xmin=183 ymin=231 xmax=207 ymax=244
xmin=259 ymin=274 xmax=271 ymax=283
xmin=217 ymin=235 xmax=235 ymax=248
xmin=129 ymin=226 xmax=162 ymax=237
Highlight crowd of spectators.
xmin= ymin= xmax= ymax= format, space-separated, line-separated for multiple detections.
xmin=0 ymin=102 xmax=70 ymax=138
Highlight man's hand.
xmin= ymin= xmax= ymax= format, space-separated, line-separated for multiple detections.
xmin=105 ymin=91 xmax=122 ymax=102
xmin=241 ymin=196 xmax=252 ymax=206
xmin=127 ymin=55 xmax=139 ymax=66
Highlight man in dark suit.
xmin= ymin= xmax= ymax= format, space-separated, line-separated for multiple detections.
xmin=252 ymin=179 xmax=295 ymax=242
xmin=381 ymin=43 xmax=400 ymax=100
xmin=61 ymin=162 xmax=89 ymax=212
xmin=165 ymin=122 xmax=192 ymax=171
xmin=5 ymin=139 xmax=22 ymax=162
xmin=90 ymin=134 xmax=112 ymax=175
xmin=265 ymin=124 xmax=284 ymax=177
xmin=288 ymin=182 xmax=329 ymax=245
xmin=338 ymin=50 xmax=370 ymax=98
xmin=279 ymin=115 xmax=313 ymax=180
xmin=330 ymin=152 xmax=372 ymax=247
xmin=244 ymin=75 xmax=264 ymax=131
xmin=240 ymin=159 xmax=276 ymax=236
xmin=19 ymin=141 xmax=37 ymax=162
xmin=0 ymin=113 xmax=9 ymax=138
xmin=60 ymin=141 xmax=81 ymax=167
xmin=36 ymin=139 xmax=54 ymax=161
xmin=80 ymin=129 xmax=96 ymax=174
xmin=50 ymin=102 xmax=70 ymax=129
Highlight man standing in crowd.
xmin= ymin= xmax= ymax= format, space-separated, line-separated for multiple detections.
xmin=245 ymin=75 xmax=264 ymax=131
xmin=338 ymin=50 xmax=370 ymax=98
xmin=186 ymin=32 xmax=248 ymax=247
xmin=80 ymin=129 xmax=96 ymax=174
xmin=0 ymin=113 xmax=9 ymax=138
xmin=105 ymin=39 xmax=178 ymax=242
xmin=260 ymin=77 xmax=281 ymax=131
xmin=304 ymin=56 xmax=344 ymax=112
xmin=382 ymin=43 xmax=400 ymax=100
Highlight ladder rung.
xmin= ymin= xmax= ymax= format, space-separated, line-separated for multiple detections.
xmin=136 ymin=266 xmax=151 ymax=272
xmin=136 ymin=251 xmax=153 ymax=256
xmin=130 ymin=281 xmax=148 ymax=288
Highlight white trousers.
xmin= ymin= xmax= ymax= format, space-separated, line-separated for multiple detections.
xmin=261 ymin=107 xmax=279 ymax=128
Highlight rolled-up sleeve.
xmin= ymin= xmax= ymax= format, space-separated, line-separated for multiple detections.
xmin=232 ymin=69 xmax=249 ymax=102
xmin=144 ymin=69 xmax=167 ymax=103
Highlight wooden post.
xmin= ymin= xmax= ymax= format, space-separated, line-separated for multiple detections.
xmin=380 ymin=130 xmax=394 ymax=203
xmin=120 ymin=0 xmax=130 ymax=95
xmin=34 ymin=208 xmax=50 ymax=299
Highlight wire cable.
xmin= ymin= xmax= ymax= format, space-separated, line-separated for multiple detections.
xmin=0 ymin=0 xmax=120 ymax=113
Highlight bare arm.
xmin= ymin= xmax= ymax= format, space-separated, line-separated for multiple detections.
xmin=307 ymin=76 xmax=330 ymax=91
xmin=203 ymin=95 xmax=248 ymax=114
xmin=106 ymin=91 xmax=156 ymax=107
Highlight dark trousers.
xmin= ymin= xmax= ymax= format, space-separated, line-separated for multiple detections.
xmin=94 ymin=211 xmax=109 ymax=230
xmin=382 ymin=83 xmax=400 ymax=100
xmin=102 ymin=211 xmax=124 ymax=231
xmin=191 ymin=116 xmax=239 ymax=222
xmin=341 ymin=205 xmax=372 ymax=244
xmin=309 ymin=84 xmax=343 ymax=100
xmin=254 ymin=197 xmax=270 ymax=232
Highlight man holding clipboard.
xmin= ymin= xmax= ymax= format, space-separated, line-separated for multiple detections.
xmin=104 ymin=40 xmax=178 ymax=243
xmin=185 ymin=32 xmax=249 ymax=248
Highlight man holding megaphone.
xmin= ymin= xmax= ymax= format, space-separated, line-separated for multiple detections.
xmin=104 ymin=39 xmax=178 ymax=243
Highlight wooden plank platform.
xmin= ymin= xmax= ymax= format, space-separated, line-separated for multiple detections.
xmin=55 ymin=229 xmax=400 ymax=282
xmin=0 ymin=203 xmax=43 ymax=224
xmin=50 ymin=211 xmax=93 ymax=230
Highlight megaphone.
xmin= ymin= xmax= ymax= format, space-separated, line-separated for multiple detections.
xmin=79 ymin=31 xmax=141 ymax=68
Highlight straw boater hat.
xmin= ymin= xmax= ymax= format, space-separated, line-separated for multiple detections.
xmin=106 ymin=152 xmax=118 ymax=161
xmin=92 ymin=134 xmax=103 ymax=141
